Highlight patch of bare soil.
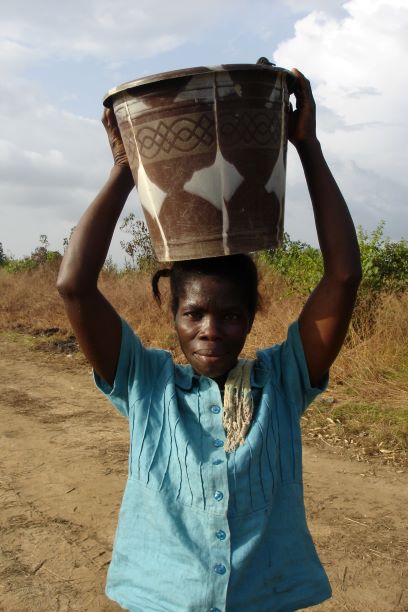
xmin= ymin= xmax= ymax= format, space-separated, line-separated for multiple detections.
xmin=0 ymin=334 xmax=407 ymax=611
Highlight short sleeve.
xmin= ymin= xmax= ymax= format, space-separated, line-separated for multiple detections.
xmin=257 ymin=320 xmax=329 ymax=415
xmin=94 ymin=318 xmax=169 ymax=417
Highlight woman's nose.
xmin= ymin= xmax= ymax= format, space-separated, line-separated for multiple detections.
xmin=199 ymin=315 xmax=222 ymax=339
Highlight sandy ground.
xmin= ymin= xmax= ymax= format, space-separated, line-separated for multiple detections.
xmin=0 ymin=333 xmax=407 ymax=612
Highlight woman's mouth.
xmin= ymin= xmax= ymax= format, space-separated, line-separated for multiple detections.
xmin=194 ymin=350 xmax=226 ymax=363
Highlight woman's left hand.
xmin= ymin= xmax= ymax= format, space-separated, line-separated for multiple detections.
xmin=102 ymin=107 xmax=130 ymax=167
xmin=288 ymin=68 xmax=317 ymax=148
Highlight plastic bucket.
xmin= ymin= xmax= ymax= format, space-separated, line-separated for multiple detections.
xmin=104 ymin=63 xmax=295 ymax=261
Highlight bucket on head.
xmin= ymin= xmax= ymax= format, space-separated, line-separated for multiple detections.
xmin=104 ymin=61 xmax=295 ymax=262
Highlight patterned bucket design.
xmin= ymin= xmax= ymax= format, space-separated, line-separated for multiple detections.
xmin=104 ymin=64 xmax=295 ymax=261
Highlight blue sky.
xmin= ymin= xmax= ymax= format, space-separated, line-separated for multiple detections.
xmin=1 ymin=0 xmax=407 ymax=264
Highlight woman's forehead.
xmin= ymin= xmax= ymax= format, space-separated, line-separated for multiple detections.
xmin=180 ymin=275 xmax=244 ymax=306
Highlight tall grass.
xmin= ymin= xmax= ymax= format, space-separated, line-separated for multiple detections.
xmin=1 ymin=263 xmax=407 ymax=459
xmin=1 ymin=264 xmax=407 ymax=384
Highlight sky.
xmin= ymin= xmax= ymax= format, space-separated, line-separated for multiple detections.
xmin=1 ymin=0 xmax=407 ymax=264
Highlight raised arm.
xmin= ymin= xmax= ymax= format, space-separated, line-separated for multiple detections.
xmin=289 ymin=69 xmax=362 ymax=386
xmin=57 ymin=108 xmax=134 ymax=386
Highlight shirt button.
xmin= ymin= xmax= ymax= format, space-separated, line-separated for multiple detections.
xmin=214 ymin=490 xmax=224 ymax=501
xmin=216 ymin=530 xmax=226 ymax=541
xmin=214 ymin=563 xmax=227 ymax=575
xmin=212 ymin=459 xmax=224 ymax=465
xmin=210 ymin=405 xmax=221 ymax=414
xmin=213 ymin=438 xmax=224 ymax=448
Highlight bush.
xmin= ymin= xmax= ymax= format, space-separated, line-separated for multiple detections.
xmin=260 ymin=223 xmax=408 ymax=296
xmin=0 ymin=242 xmax=8 ymax=267
xmin=258 ymin=233 xmax=323 ymax=295
xmin=4 ymin=257 xmax=38 ymax=273
xmin=3 ymin=234 xmax=62 ymax=274
xmin=358 ymin=222 xmax=408 ymax=294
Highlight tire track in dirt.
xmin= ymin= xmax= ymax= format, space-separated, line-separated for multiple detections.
xmin=0 ymin=335 xmax=407 ymax=611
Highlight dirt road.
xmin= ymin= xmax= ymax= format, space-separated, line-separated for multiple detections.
xmin=0 ymin=334 xmax=407 ymax=612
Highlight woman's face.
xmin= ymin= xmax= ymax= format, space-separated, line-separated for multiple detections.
xmin=174 ymin=274 xmax=252 ymax=385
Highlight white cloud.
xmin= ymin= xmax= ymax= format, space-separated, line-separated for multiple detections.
xmin=283 ymin=0 xmax=348 ymax=18
xmin=0 ymin=0 xmax=278 ymax=262
xmin=274 ymin=0 xmax=408 ymax=242
xmin=0 ymin=0 xmax=407 ymax=265
xmin=1 ymin=0 xmax=246 ymax=62
xmin=0 ymin=71 xmax=122 ymax=257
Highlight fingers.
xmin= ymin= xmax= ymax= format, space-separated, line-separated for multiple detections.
xmin=291 ymin=68 xmax=315 ymax=107
xmin=101 ymin=107 xmax=129 ymax=166
xmin=101 ymin=107 xmax=118 ymax=129
xmin=291 ymin=67 xmax=303 ymax=79
xmin=292 ymin=68 xmax=312 ymax=93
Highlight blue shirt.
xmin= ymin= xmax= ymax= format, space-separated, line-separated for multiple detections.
xmin=95 ymin=319 xmax=332 ymax=612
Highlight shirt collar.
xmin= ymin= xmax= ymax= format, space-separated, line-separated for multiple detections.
xmin=174 ymin=364 xmax=198 ymax=390
xmin=251 ymin=364 xmax=270 ymax=388
xmin=174 ymin=361 xmax=269 ymax=390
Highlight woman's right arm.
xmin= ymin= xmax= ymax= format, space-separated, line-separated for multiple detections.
xmin=57 ymin=108 xmax=134 ymax=387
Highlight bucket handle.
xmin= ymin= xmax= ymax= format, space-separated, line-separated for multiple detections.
xmin=256 ymin=57 xmax=276 ymax=66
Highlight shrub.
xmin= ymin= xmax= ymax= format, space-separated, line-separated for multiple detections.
xmin=259 ymin=223 xmax=408 ymax=297
xmin=4 ymin=257 xmax=37 ymax=273
xmin=258 ymin=233 xmax=323 ymax=295
xmin=357 ymin=222 xmax=408 ymax=294
xmin=0 ymin=242 xmax=8 ymax=267
xmin=3 ymin=234 xmax=62 ymax=274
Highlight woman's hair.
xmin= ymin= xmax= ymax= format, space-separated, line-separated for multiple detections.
xmin=151 ymin=254 xmax=260 ymax=322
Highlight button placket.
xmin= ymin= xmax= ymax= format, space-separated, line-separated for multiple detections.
xmin=205 ymin=383 xmax=228 ymax=511
xmin=212 ymin=458 xmax=224 ymax=465
xmin=214 ymin=490 xmax=224 ymax=502
xmin=203 ymin=380 xmax=230 ymax=612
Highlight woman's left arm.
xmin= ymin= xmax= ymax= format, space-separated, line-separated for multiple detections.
xmin=289 ymin=69 xmax=362 ymax=386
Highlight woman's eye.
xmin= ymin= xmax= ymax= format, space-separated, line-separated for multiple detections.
xmin=224 ymin=312 xmax=239 ymax=320
xmin=185 ymin=311 xmax=202 ymax=320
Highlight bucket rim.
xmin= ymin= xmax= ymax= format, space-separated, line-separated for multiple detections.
xmin=103 ymin=63 xmax=296 ymax=106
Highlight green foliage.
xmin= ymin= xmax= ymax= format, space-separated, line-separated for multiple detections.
xmin=259 ymin=233 xmax=323 ymax=295
xmin=4 ymin=257 xmax=38 ymax=273
xmin=0 ymin=242 xmax=8 ymax=267
xmin=357 ymin=222 xmax=408 ymax=294
xmin=120 ymin=214 xmax=157 ymax=271
xmin=3 ymin=235 xmax=61 ymax=273
xmin=260 ymin=223 xmax=408 ymax=296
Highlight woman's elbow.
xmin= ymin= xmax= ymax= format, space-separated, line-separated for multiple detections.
xmin=56 ymin=264 xmax=92 ymax=300
xmin=344 ymin=265 xmax=363 ymax=287
xmin=324 ymin=266 xmax=362 ymax=290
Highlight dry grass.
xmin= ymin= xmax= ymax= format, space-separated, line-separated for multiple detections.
xmin=333 ymin=293 xmax=408 ymax=402
xmin=0 ymin=264 xmax=67 ymax=333
xmin=1 ymin=264 xmax=407 ymax=464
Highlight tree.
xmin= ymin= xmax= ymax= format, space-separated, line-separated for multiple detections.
xmin=31 ymin=234 xmax=50 ymax=265
xmin=63 ymin=227 xmax=76 ymax=252
xmin=0 ymin=242 xmax=7 ymax=266
xmin=120 ymin=214 xmax=157 ymax=270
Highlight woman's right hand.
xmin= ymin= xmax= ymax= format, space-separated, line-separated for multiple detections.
xmin=288 ymin=69 xmax=318 ymax=149
xmin=102 ymin=107 xmax=130 ymax=167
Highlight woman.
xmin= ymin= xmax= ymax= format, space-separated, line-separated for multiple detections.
xmin=57 ymin=69 xmax=362 ymax=611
